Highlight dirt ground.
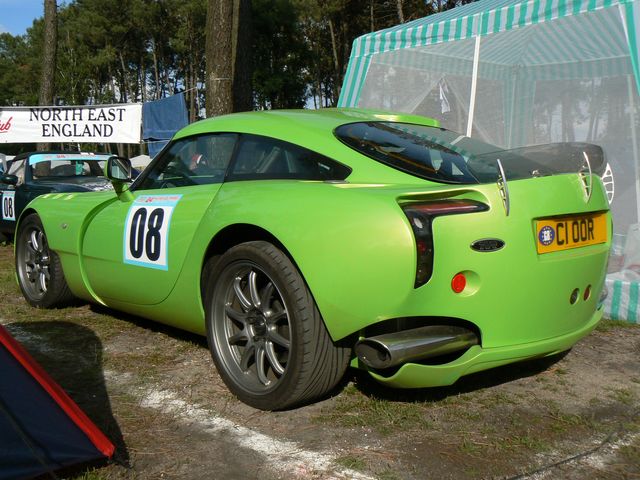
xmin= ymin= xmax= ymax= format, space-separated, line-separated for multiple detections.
xmin=0 ymin=243 xmax=639 ymax=480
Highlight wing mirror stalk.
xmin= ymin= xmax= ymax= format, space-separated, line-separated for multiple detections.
xmin=105 ymin=156 xmax=134 ymax=201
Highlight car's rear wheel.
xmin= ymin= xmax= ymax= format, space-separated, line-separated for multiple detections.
xmin=15 ymin=214 xmax=75 ymax=308
xmin=204 ymin=241 xmax=350 ymax=410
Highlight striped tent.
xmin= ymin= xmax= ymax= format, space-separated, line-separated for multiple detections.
xmin=339 ymin=0 xmax=640 ymax=322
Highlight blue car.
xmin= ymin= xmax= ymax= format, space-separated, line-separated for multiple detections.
xmin=0 ymin=151 xmax=117 ymax=241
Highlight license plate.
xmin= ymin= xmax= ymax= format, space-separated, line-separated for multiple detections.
xmin=536 ymin=212 xmax=607 ymax=254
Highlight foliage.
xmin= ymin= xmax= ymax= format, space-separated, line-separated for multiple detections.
xmin=0 ymin=0 xmax=472 ymax=113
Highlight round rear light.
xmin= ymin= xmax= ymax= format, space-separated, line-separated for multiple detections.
xmin=451 ymin=273 xmax=466 ymax=293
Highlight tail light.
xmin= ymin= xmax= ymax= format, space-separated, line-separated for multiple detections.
xmin=402 ymin=199 xmax=489 ymax=288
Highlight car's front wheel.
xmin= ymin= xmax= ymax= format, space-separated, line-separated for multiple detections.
xmin=204 ymin=241 xmax=351 ymax=410
xmin=15 ymin=214 xmax=75 ymax=308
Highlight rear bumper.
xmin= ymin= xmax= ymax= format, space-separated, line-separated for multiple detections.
xmin=367 ymin=305 xmax=603 ymax=388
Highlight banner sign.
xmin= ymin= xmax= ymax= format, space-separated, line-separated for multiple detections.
xmin=0 ymin=104 xmax=142 ymax=144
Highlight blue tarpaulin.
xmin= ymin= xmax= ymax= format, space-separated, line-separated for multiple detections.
xmin=142 ymin=93 xmax=189 ymax=158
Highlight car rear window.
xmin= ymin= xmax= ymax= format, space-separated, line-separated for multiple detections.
xmin=334 ymin=122 xmax=599 ymax=184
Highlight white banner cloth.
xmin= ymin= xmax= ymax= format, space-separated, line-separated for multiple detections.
xmin=0 ymin=104 xmax=142 ymax=143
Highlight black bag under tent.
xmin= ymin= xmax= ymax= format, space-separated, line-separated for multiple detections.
xmin=0 ymin=324 xmax=114 ymax=479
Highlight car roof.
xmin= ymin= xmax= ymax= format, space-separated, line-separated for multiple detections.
xmin=170 ymin=109 xmax=442 ymax=184
xmin=13 ymin=150 xmax=113 ymax=161
xmin=175 ymin=108 xmax=439 ymax=142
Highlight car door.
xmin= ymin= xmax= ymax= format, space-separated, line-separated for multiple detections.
xmin=81 ymin=133 xmax=238 ymax=305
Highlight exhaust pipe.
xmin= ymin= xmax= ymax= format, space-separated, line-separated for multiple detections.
xmin=355 ymin=325 xmax=478 ymax=369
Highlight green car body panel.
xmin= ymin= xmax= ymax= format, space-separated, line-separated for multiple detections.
xmin=17 ymin=108 xmax=610 ymax=389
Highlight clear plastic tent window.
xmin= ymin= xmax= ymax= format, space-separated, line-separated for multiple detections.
xmin=339 ymin=0 xmax=640 ymax=239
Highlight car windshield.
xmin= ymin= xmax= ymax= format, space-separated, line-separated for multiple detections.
xmin=334 ymin=122 xmax=605 ymax=185
xmin=29 ymin=153 xmax=112 ymax=179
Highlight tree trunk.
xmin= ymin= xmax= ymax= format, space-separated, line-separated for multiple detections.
xmin=370 ymin=0 xmax=375 ymax=31
xmin=119 ymin=52 xmax=130 ymax=103
xmin=38 ymin=0 xmax=57 ymax=152
xmin=152 ymin=42 xmax=161 ymax=99
xmin=206 ymin=0 xmax=252 ymax=117
xmin=396 ymin=0 xmax=405 ymax=23
xmin=232 ymin=0 xmax=252 ymax=112
xmin=189 ymin=58 xmax=197 ymax=122
xmin=206 ymin=0 xmax=233 ymax=116
xmin=328 ymin=19 xmax=340 ymax=78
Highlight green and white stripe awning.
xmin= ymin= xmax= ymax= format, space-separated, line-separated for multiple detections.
xmin=338 ymin=0 xmax=640 ymax=108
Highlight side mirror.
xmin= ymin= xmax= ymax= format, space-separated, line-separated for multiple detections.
xmin=105 ymin=156 xmax=132 ymax=183
xmin=0 ymin=174 xmax=18 ymax=186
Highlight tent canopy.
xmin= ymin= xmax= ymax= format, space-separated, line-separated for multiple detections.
xmin=0 ymin=324 xmax=114 ymax=479
xmin=339 ymin=0 xmax=640 ymax=235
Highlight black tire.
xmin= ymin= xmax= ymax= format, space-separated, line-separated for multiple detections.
xmin=15 ymin=214 xmax=75 ymax=308
xmin=204 ymin=241 xmax=351 ymax=410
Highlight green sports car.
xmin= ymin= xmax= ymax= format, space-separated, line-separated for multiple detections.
xmin=14 ymin=109 xmax=610 ymax=410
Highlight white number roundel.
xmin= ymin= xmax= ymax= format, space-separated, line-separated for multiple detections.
xmin=1 ymin=192 xmax=15 ymax=221
xmin=123 ymin=195 xmax=181 ymax=269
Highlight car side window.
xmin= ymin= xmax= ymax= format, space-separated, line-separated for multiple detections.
xmin=228 ymin=134 xmax=351 ymax=181
xmin=137 ymin=133 xmax=238 ymax=190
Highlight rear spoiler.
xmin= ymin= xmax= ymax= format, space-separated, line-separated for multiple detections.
xmin=505 ymin=142 xmax=606 ymax=176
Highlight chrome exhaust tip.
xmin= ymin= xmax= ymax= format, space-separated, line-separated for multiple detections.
xmin=355 ymin=325 xmax=479 ymax=370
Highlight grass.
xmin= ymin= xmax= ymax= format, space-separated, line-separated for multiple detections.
xmin=376 ymin=470 xmax=402 ymax=480
xmin=607 ymin=387 xmax=636 ymax=406
xmin=314 ymin=387 xmax=431 ymax=435
xmin=2 ymin=242 xmax=640 ymax=479
xmin=619 ymin=441 xmax=640 ymax=465
xmin=335 ymin=455 xmax=367 ymax=471
xmin=597 ymin=318 xmax=640 ymax=332
xmin=69 ymin=470 xmax=109 ymax=480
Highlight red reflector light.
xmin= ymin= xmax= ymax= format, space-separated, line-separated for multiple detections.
xmin=451 ymin=273 xmax=466 ymax=293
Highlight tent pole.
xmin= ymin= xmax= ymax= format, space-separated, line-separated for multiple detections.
xmin=507 ymin=70 xmax=517 ymax=149
xmin=466 ymin=35 xmax=482 ymax=137
xmin=627 ymin=75 xmax=640 ymax=226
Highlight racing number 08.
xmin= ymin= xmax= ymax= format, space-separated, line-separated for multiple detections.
xmin=124 ymin=200 xmax=178 ymax=269
xmin=129 ymin=207 xmax=165 ymax=261
xmin=124 ymin=195 xmax=180 ymax=269
xmin=2 ymin=193 xmax=15 ymax=221
xmin=3 ymin=196 xmax=12 ymax=218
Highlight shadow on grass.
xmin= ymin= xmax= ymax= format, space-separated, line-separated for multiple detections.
xmin=3 ymin=320 xmax=130 ymax=473
xmin=88 ymin=304 xmax=209 ymax=349
xmin=91 ymin=302 xmax=571 ymax=410
xmin=347 ymin=350 xmax=571 ymax=404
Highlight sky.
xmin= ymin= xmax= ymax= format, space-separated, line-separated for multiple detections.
xmin=0 ymin=0 xmax=45 ymax=36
